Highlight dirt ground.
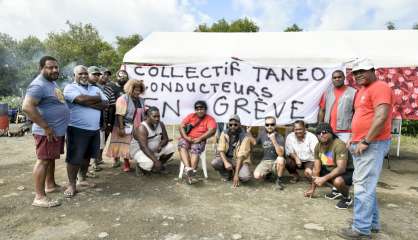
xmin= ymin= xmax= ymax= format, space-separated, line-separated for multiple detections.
xmin=1 ymin=131 xmax=418 ymax=240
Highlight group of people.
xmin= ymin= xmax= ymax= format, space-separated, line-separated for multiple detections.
xmin=23 ymin=56 xmax=393 ymax=240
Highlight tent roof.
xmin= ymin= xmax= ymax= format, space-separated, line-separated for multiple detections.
xmin=123 ymin=31 xmax=418 ymax=67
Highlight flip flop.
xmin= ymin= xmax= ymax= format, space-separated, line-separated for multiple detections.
xmin=63 ymin=188 xmax=77 ymax=198
xmin=32 ymin=197 xmax=61 ymax=208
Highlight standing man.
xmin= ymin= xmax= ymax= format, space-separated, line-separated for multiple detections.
xmin=211 ymin=114 xmax=252 ymax=187
xmin=338 ymin=58 xmax=393 ymax=239
xmin=251 ymin=116 xmax=286 ymax=190
xmin=318 ymin=70 xmax=356 ymax=199
xmin=318 ymin=70 xmax=356 ymax=143
xmin=22 ymin=56 xmax=70 ymax=208
xmin=63 ymin=65 xmax=108 ymax=198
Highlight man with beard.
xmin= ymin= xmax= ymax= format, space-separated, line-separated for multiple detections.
xmin=23 ymin=56 xmax=70 ymax=207
xmin=250 ymin=116 xmax=286 ymax=190
xmin=130 ymin=107 xmax=174 ymax=173
xmin=63 ymin=65 xmax=108 ymax=198
xmin=104 ymin=69 xmax=129 ymax=168
xmin=338 ymin=58 xmax=393 ymax=239
xmin=304 ymin=123 xmax=354 ymax=210
xmin=318 ymin=70 xmax=356 ymax=200
xmin=211 ymin=114 xmax=252 ymax=187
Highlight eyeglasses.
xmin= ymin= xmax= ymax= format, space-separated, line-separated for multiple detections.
xmin=228 ymin=123 xmax=239 ymax=127
xmin=265 ymin=123 xmax=275 ymax=127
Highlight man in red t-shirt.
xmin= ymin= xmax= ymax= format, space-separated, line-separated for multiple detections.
xmin=338 ymin=59 xmax=393 ymax=240
xmin=319 ymin=70 xmax=356 ymax=143
xmin=178 ymin=100 xmax=216 ymax=184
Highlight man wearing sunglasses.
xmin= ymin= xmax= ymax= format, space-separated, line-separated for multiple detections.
xmin=252 ymin=116 xmax=286 ymax=190
xmin=304 ymin=123 xmax=354 ymax=210
xmin=178 ymin=101 xmax=216 ymax=184
xmin=211 ymin=114 xmax=252 ymax=187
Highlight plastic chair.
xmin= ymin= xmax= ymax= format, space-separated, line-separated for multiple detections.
xmin=178 ymin=149 xmax=208 ymax=179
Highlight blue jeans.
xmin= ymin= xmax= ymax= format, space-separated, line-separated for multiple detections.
xmin=351 ymin=140 xmax=391 ymax=235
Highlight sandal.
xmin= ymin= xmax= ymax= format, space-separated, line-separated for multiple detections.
xmin=77 ymin=180 xmax=97 ymax=188
xmin=63 ymin=188 xmax=78 ymax=198
xmin=32 ymin=197 xmax=61 ymax=208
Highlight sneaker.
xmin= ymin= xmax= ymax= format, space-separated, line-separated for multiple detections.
xmin=275 ymin=178 xmax=284 ymax=190
xmin=337 ymin=227 xmax=371 ymax=239
xmin=346 ymin=219 xmax=380 ymax=233
xmin=325 ymin=190 xmax=343 ymax=200
xmin=336 ymin=196 xmax=353 ymax=209
xmin=92 ymin=163 xmax=102 ymax=172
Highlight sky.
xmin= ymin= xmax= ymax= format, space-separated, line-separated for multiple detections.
xmin=1 ymin=0 xmax=417 ymax=44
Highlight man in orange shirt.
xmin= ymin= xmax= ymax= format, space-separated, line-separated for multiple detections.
xmin=319 ymin=70 xmax=356 ymax=200
xmin=178 ymin=101 xmax=216 ymax=184
xmin=338 ymin=59 xmax=392 ymax=240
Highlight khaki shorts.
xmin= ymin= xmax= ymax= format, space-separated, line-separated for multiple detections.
xmin=132 ymin=142 xmax=175 ymax=171
xmin=254 ymin=157 xmax=285 ymax=177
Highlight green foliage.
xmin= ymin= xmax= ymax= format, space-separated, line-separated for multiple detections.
xmin=284 ymin=24 xmax=303 ymax=32
xmin=0 ymin=95 xmax=22 ymax=109
xmin=195 ymin=18 xmax=259 ymax=32
xmin=116 ymin=34 xmax=142 ymax=58
xmin=402 ymin=120 xmax=418 ymax=136
xmin=413 ymin=23 xmax=418 ymax=30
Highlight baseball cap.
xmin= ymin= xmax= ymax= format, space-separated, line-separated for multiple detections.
xmin=228 ymin=114 xmax=240 ymax=122
xmin=351 ymin=58 xmax=375 ymax=72
xmin=101 ymin=67 xmax=111 ymax=75
xmin=88 ymin=66 xmax=101 ymax=75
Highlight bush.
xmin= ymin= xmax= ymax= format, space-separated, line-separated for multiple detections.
xmin=402 ymin=120 xmax=418 ymax=137
xmin=0 ymin=95 xmax=22 ymax=110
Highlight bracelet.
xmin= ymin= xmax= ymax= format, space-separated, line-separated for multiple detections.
xmin=360 ymin=138 xmax=370 ymax=146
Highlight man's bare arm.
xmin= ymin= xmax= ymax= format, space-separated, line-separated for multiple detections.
xmin=364 ymin=104 xmax=390 ymax=142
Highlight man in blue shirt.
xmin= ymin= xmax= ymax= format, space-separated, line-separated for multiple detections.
xmin=63 ymin=65 xmax=108 ymax=198
xmin=22 ymin=56 xmax=70 ymax=208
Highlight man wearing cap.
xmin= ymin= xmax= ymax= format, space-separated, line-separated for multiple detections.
xmin=338 ymin=59 xmax=393 ymax=239
xmin=63 ymin=65 xmax=108 ymax=198
xmin=250 ymin=116 xmax=286 ymax=190
xmin=178 ymin=100 xmax=216 ymax=184
xmin=304 ymin=123 xmax=354 ymax=209
xmin=86 ymin=66 xmax=105 ymax=171
xmin=318 ymin=70 xmax=356 ymax=200
xmin=211 ymin=114 xmax=252 ymax=187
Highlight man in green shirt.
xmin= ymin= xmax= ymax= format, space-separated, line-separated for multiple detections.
xmin=304 ymin=123 xmax=354 ymax=209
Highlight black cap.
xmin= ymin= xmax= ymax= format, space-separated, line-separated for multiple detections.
xmin=316 ymin=123 xmax=335 ymax=136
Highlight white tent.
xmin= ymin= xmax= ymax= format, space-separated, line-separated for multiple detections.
xmin=123 ymin=30 xmax=418 ymax=67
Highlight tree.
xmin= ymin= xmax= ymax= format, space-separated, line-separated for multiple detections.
xmin=195 ymin=18 xmax=259 ymax=32
xmin=386 ymin=21 xmax=396 ymax=30
xmin=15 ymin=36 xmax=45 ymax=89
xmin=413 ymin=23 xmax=418 ymax=30
xmin=0 ymin=33 xmax=19 ymax=96
xmin=284 ymin=24 xmax=303 ymax=32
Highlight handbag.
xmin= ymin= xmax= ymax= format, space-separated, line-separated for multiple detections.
xmin=183 ymin=116 xmax=203 ymax=135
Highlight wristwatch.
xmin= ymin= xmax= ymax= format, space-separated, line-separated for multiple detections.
xmin=360 ymin=138 xmax=370 ymax=146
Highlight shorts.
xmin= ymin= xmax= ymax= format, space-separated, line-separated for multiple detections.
xmin=132 ymin=142 xmax=175 ymax=171
xmin=286 ymin=158 xmax=314 ymax=174
xmin=33 ymin=134 xmax=65 ymax=160
xmin=177 ymin=137 xmax=206 ymax=155
xmin=320 ymin=167 xmax=353 ymax=186
xmin=66 ymin=126 xmax=100 ymax=166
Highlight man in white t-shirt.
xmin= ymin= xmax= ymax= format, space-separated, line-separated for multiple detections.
xmin=285 ymin=120 xmax=318 ymax=182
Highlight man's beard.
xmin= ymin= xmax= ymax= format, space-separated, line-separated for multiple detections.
xmin=44 ymin=73 xmax=59 ymax=81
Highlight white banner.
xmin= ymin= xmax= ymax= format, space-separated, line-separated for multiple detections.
xmin=125 ymin=58 xmax=342 ymax=126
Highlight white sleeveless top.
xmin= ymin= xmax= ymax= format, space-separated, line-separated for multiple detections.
xmin=142 ymin=121 xmax=163 ymax=152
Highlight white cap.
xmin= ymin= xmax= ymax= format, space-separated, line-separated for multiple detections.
xmin=352 ymin=58 xmax=375 ymax=72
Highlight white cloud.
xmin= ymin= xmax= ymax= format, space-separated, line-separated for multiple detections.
xmin=0 ymin=0 xmax=208 ymax=42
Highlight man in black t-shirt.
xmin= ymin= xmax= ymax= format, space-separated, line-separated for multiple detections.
xmin=250 ymin=116 xmax=286 ymax=190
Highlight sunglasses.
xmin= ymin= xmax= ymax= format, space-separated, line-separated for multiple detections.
xmin=228 ymin=123 xmax=239 ymax=127
xmin=195 ymin=106 xmax=206 ymax=110
xmin=265 ymin=123 xmax=275 ymax=127
xmin=317 ymin=130 xmax=329 ymax=135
